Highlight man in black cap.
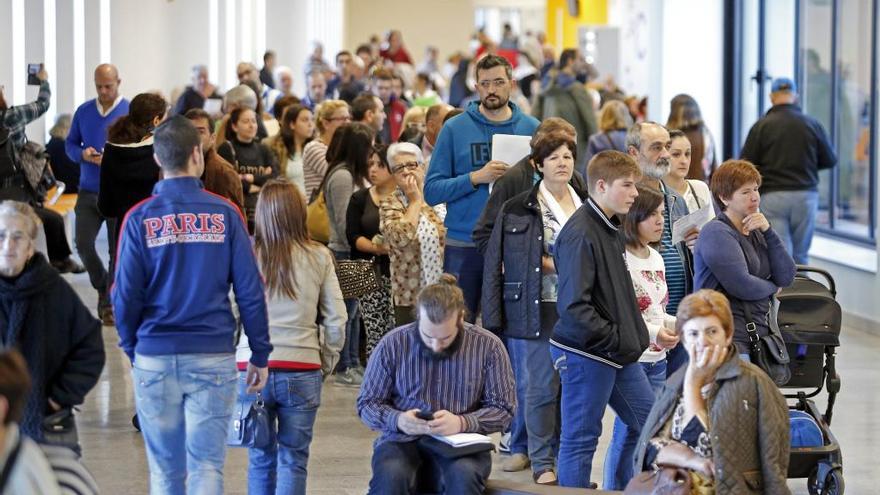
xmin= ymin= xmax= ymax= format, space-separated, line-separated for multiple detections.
xmin=740 ymin=77 xmax=837 ymax=264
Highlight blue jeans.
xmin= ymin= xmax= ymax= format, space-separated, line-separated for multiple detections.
xmin=759 ymin=189 xmax=819 ymax=264
xmin=333 ymin=250 xmax=361 ymax=371
xmin=239 ymin=370 xmax=322 ymax=495
xmin=442 ymin=245 xmax=483 ymax=323
xmin=666 ymin=342 xmax=688 ymax=377
xmin=132 ymin=353 xmax=237 ymax=495
xmin=604 ymin=359 xmax=667 ymax=490
xmin=368 ymin=440 xmax=492 ymax=494
xmin=549 ymin=347 xmax=655 ymax=488
xmin=506 ymin=335 xmax=559 ymax=472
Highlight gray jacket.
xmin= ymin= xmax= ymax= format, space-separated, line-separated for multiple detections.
xmin=634 ymin=355 xmax=791 ymax=494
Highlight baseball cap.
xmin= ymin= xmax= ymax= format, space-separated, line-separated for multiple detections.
xmin=771 ymin=77 xmax=797 ymax=93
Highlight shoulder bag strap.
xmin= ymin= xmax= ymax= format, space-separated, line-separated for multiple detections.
xmin=0 ymin=433 xmax=23 ymax=491
xmin=715 ymin=215 xmax=762 ymax=352
xmin=686 ymin=180 xmax=702 ymax=209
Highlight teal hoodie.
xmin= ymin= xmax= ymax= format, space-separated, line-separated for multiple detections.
xmin=424 ymin=101 xmax=539 ymax=242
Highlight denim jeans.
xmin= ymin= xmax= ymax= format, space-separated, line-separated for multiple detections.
xmin=442 ymin=245 xmax=484 ymax=323
xmin=132 ymin=353 xmax=237 ymax=495
xmin=759 ymin=189 xmax=819 ymax=264
xmin=74 ymin=191 xmax=114 ymax=309
xmin=506 ymin=335 xmax=559 ymax=472
xmin=549 ymin=347 xmax=655 ymax=488
xmin=332 ymin=250 xmax=361 ymax=371
xmin=238 ymin=370 xmax=322 ymax=495
xmin=666 ymin=342 xmax=688 ymax=377
xmin=368 ymin=440 xmax=492 ymax=494
xmin=603 ymin=359 xmax=667 ymax=490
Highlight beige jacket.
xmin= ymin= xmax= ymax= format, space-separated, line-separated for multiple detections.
xmin=236 ymin=245 xmax=347 ymax=375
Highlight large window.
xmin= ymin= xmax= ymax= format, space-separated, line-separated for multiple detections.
xmin=799 ymin=0 xmax=877 ymax=243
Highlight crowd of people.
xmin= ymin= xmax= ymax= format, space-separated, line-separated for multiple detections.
xmin=0 ymin=23 xmax=838 ymax=495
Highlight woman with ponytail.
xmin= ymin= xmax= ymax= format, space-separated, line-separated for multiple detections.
xmin=98 ymin=92 xmax=167 ymax=250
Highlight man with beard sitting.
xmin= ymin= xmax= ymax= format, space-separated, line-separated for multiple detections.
xmin=356 ymin=274 xmax=515 ymax=495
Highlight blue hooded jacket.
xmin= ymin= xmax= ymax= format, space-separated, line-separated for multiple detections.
xmin=424 ymin=101 xmax=539 ymax=243
xmin=112 ymin=177 xmax=272 ymax=366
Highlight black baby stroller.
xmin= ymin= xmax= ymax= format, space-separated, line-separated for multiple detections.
xmin=775 ymin=266 xmax=844 ymax=495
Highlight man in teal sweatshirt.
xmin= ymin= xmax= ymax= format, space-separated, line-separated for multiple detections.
xmin=424 ymin=54 xmax=539 ymax=322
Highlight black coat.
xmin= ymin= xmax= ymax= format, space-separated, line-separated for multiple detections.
xmin=472 ymin=156 xmax=588 ymax=255
xmin=98 ymin=140 xmax=160 ymax=220
xmin=549 ymin=198 xmax=650 ymax=366
xmin=482 ymin=181 xmax=588 ymax=339
xmin=0 ymin=253 xmax=104 ymax=440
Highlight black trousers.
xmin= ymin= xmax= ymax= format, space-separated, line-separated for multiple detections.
xmin=33 ymin=206 xmax=72 ymax=262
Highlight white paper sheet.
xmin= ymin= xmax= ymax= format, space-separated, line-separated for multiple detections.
xmin=671 ymin=204 xmax=714 ymax=244
xmin=491 ymin=134 xmax=532 ymax=166
xmin=430 ymin=433 xmax=493 ymax=447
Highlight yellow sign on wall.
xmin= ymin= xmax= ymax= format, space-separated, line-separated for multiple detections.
xmin=546 ymin=0 xmax=608 ymax=51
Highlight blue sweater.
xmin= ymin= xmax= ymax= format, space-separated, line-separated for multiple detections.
xmin=694 ymin=213 xmax=796 ymax=348
xmin=65 ymin=98 xmax=130 ymax=193
xmin=424 ymin=101 xmax=539 ymax=242
xmin=112 ymin=177 xmax=272 ymax=366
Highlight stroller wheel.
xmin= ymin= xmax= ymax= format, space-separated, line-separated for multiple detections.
xmin=809 ymin=467 xmax=845 ymax=495
xmin=132 ymin=413 xmax=141 ymax=432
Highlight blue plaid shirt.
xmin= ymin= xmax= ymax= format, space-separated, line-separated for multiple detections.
xmin=1 ymin=81 xmax=50 ymax=151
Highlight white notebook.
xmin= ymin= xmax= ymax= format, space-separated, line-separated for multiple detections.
xmin=429 ymin=433 xmax=493 ymax=448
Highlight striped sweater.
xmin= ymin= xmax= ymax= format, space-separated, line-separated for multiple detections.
xmin=302 ymin=139 xmax=328 ymax=201
xmin=356 ymin=322 xmax=516 ymax=447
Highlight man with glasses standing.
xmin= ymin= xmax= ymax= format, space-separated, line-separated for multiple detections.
xmin=424 ymin=54 xmax=539 ymax=323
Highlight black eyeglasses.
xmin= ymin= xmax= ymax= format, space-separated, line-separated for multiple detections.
xmin=392 ymin=161 xmax=421 ymax=174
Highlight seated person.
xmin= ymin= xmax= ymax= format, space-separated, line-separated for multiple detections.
xmin=0 ymin=201 xmax=105 ymax=446
xmin=634 ymin=289 xmax=790 ymax=494
xmin=356 ymin=274 xmax=515 ymax=495
xmin=0 ymin=349 xmax=62 ymax=495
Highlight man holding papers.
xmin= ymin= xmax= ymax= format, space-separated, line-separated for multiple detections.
xmin=424 ymin=54 xmax=539 ymax=321
xmin=357 ymin=275 xmax=515 ymax=494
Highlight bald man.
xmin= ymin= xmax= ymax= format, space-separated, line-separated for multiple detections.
xmin=65 ymin=63 xmax=130 ymax=326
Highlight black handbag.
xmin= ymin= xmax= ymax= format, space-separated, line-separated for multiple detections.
xmin=227 ymin=393 xmax=274 ymax=449
xmin=42 ymin=407 xmax=80 ymax=452
xmin=742 ymin=301 xmax=792 ymax=386
xmin=334 ymin=258 xmax=381 ymax=299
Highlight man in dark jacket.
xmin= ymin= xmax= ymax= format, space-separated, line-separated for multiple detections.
xmin=532 ymin=49 xmax=598 ymax=174
xmin=0 ymin=201 xmax=104 ymax=446
xmin=549 ymin=150 xmax=653 ymax=489
xmin=740 ymin=77 xmax=837 ymax=264
xmin=185 ymin=109 xmax=246 ymax=214
xmin=112 ymin=116 xmax=271 ymax=494
xmin=473 ymin=117 xmax=584 ymax=255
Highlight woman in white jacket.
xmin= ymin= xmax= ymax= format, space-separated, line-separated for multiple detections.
xmin=236 ymin=179 xmax=347 ymax=495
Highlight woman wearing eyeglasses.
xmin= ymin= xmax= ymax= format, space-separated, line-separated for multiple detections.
xmin=379 ymin=142 xmax=446 ymax=326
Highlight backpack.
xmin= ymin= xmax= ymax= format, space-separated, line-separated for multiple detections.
xmin=306 ymin=164 xmax=345 ymax=245
xmin=0 ymin=113 xmax=33 ymax=203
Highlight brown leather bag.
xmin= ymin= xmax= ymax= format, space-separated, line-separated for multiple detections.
xmin=624 ymin=467 xmax=693 ymax=495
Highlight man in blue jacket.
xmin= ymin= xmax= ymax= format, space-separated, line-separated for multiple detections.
xmin=65 ymin=64 xmax=130 ymax=325
xmin=424 ymin=54 xmax=539 ymax=322
xmin=112 ymin=116 xmax=271 ymax=495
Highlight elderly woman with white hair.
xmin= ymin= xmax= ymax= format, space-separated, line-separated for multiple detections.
xmin=0 ymin=201 xmax=104 ymax=448
xmin=378 ymin=142 xmax=446 ymax=325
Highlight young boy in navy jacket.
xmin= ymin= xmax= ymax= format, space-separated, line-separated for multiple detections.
xmin=549 ymin=150 xmax=654 ymax=489
xmin=112 ymin=116 xmax=271 ymax=494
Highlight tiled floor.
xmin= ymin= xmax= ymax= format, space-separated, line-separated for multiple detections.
xmin=65 ymin=233 xmax=878 ymax=493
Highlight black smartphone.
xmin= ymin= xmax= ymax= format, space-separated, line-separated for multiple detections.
xmin=415 ymin=410 xmax=434 ymax=421
xmin=27 ymin=63 xmax=43 ymax=85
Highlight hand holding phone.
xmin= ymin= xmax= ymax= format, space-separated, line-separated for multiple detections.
xmin=27 ymin=63 xmax=45 ymax=86
xmin=415 ymin=409 xmax=435 ymax=421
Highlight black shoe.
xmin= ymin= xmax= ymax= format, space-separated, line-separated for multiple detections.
xmin=52 ymin=258 xmax=86 ymax=274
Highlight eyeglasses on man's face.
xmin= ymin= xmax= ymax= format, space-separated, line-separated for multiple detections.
xmin=477 ymin=78 xmax=509 ymax=90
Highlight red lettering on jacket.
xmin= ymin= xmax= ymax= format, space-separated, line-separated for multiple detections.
xmin=210 ymin=214 xmax=226 ymax=234
xmin=144 ymin=218 xmax=163 ymax=238
xmin=197 ymin=213 xmax=213 ymax=233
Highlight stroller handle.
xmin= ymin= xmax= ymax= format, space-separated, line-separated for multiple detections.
xmin=795 ymin=265 xmax=837 ymax=297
